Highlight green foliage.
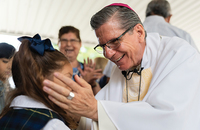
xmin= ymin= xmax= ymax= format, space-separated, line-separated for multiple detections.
xmin=77 ymin=46 xmax=104 ymax=62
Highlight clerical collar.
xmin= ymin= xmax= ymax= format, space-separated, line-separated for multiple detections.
xmin=128 ymin=64 xmax=141 ymax=73
xmin=122 ymin=64 xmax=143 ymax=80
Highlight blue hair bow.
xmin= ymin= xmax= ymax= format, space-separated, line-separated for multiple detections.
xmin=18 ymin=34 xmax=55 ymax=56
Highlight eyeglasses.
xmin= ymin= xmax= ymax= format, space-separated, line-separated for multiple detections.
xmin=94 ymin=25 xmax=135 ymax=54
xmin=59 ymin=39 xmax=80 ymax=45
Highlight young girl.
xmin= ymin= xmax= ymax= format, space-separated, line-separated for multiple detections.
xmin=0 ymin=42 xmax=15 ymax=113
xmin=0 ymin=34 xmax=78 ymax=130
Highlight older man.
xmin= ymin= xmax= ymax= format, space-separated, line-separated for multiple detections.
xmin=43 ymin=3 xmax=200 ymax=130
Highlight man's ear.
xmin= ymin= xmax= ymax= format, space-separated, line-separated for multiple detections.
xmin=165 ymin=14 xmax=172 ymax=23
xmin=135 ymin=24 xmax=145 ymax=43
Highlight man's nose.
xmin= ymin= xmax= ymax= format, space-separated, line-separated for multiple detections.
xmin=104 ymin=46 xmax=116 ymax=59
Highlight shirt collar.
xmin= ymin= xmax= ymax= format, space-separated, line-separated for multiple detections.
xmin=145 ymin=15 xmax=166 ymax=23
xmin=10 ymin=95 xmax=50 ymax=110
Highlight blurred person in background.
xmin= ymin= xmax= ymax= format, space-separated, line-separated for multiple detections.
xmin=0 ymin=42 xmax=15 ymax=113
xmin=143 ymin=0 xmax=198 ymax=51
xmin=100 ymin=60 xmax=116 ymax=88
xmin=58 ymin=26 xmax=102 ymax=95
xmin=94 ymin=57 xmax=108 ymax=88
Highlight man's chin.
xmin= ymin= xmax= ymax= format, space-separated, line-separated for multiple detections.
xmin=118 ymin=65 xmax=129 ymax=71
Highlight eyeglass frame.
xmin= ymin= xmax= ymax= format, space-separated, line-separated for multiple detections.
xmin=59 ymin=38 xmax=80 ymax=45
xmin=94 ymin=25 xmax=135 ymax=53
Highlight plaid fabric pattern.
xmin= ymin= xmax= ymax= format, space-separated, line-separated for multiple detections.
xmin=0 ymin=108 xmax=64 ymax=130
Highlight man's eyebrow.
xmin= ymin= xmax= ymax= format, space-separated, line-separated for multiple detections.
xmin=104 ymin=37 xmax=118 ymax=44
xmin=110 ymin=37 xmax=118 ymax=41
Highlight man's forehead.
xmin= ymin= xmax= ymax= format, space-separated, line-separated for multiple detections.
xmin=95 ymin=20 xmax=122 ymax=43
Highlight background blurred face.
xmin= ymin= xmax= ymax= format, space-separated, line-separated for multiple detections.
xmin=95 ymin=19 xmax=145 ymax=71
xmin=59 ymin=32 xmax=81 ymax=62
xmin=0 ymin=57 xmax=13 ymax=81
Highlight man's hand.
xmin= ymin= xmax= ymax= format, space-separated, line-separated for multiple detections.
xmin=43 ymin=73 xmax=98 ymax=121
